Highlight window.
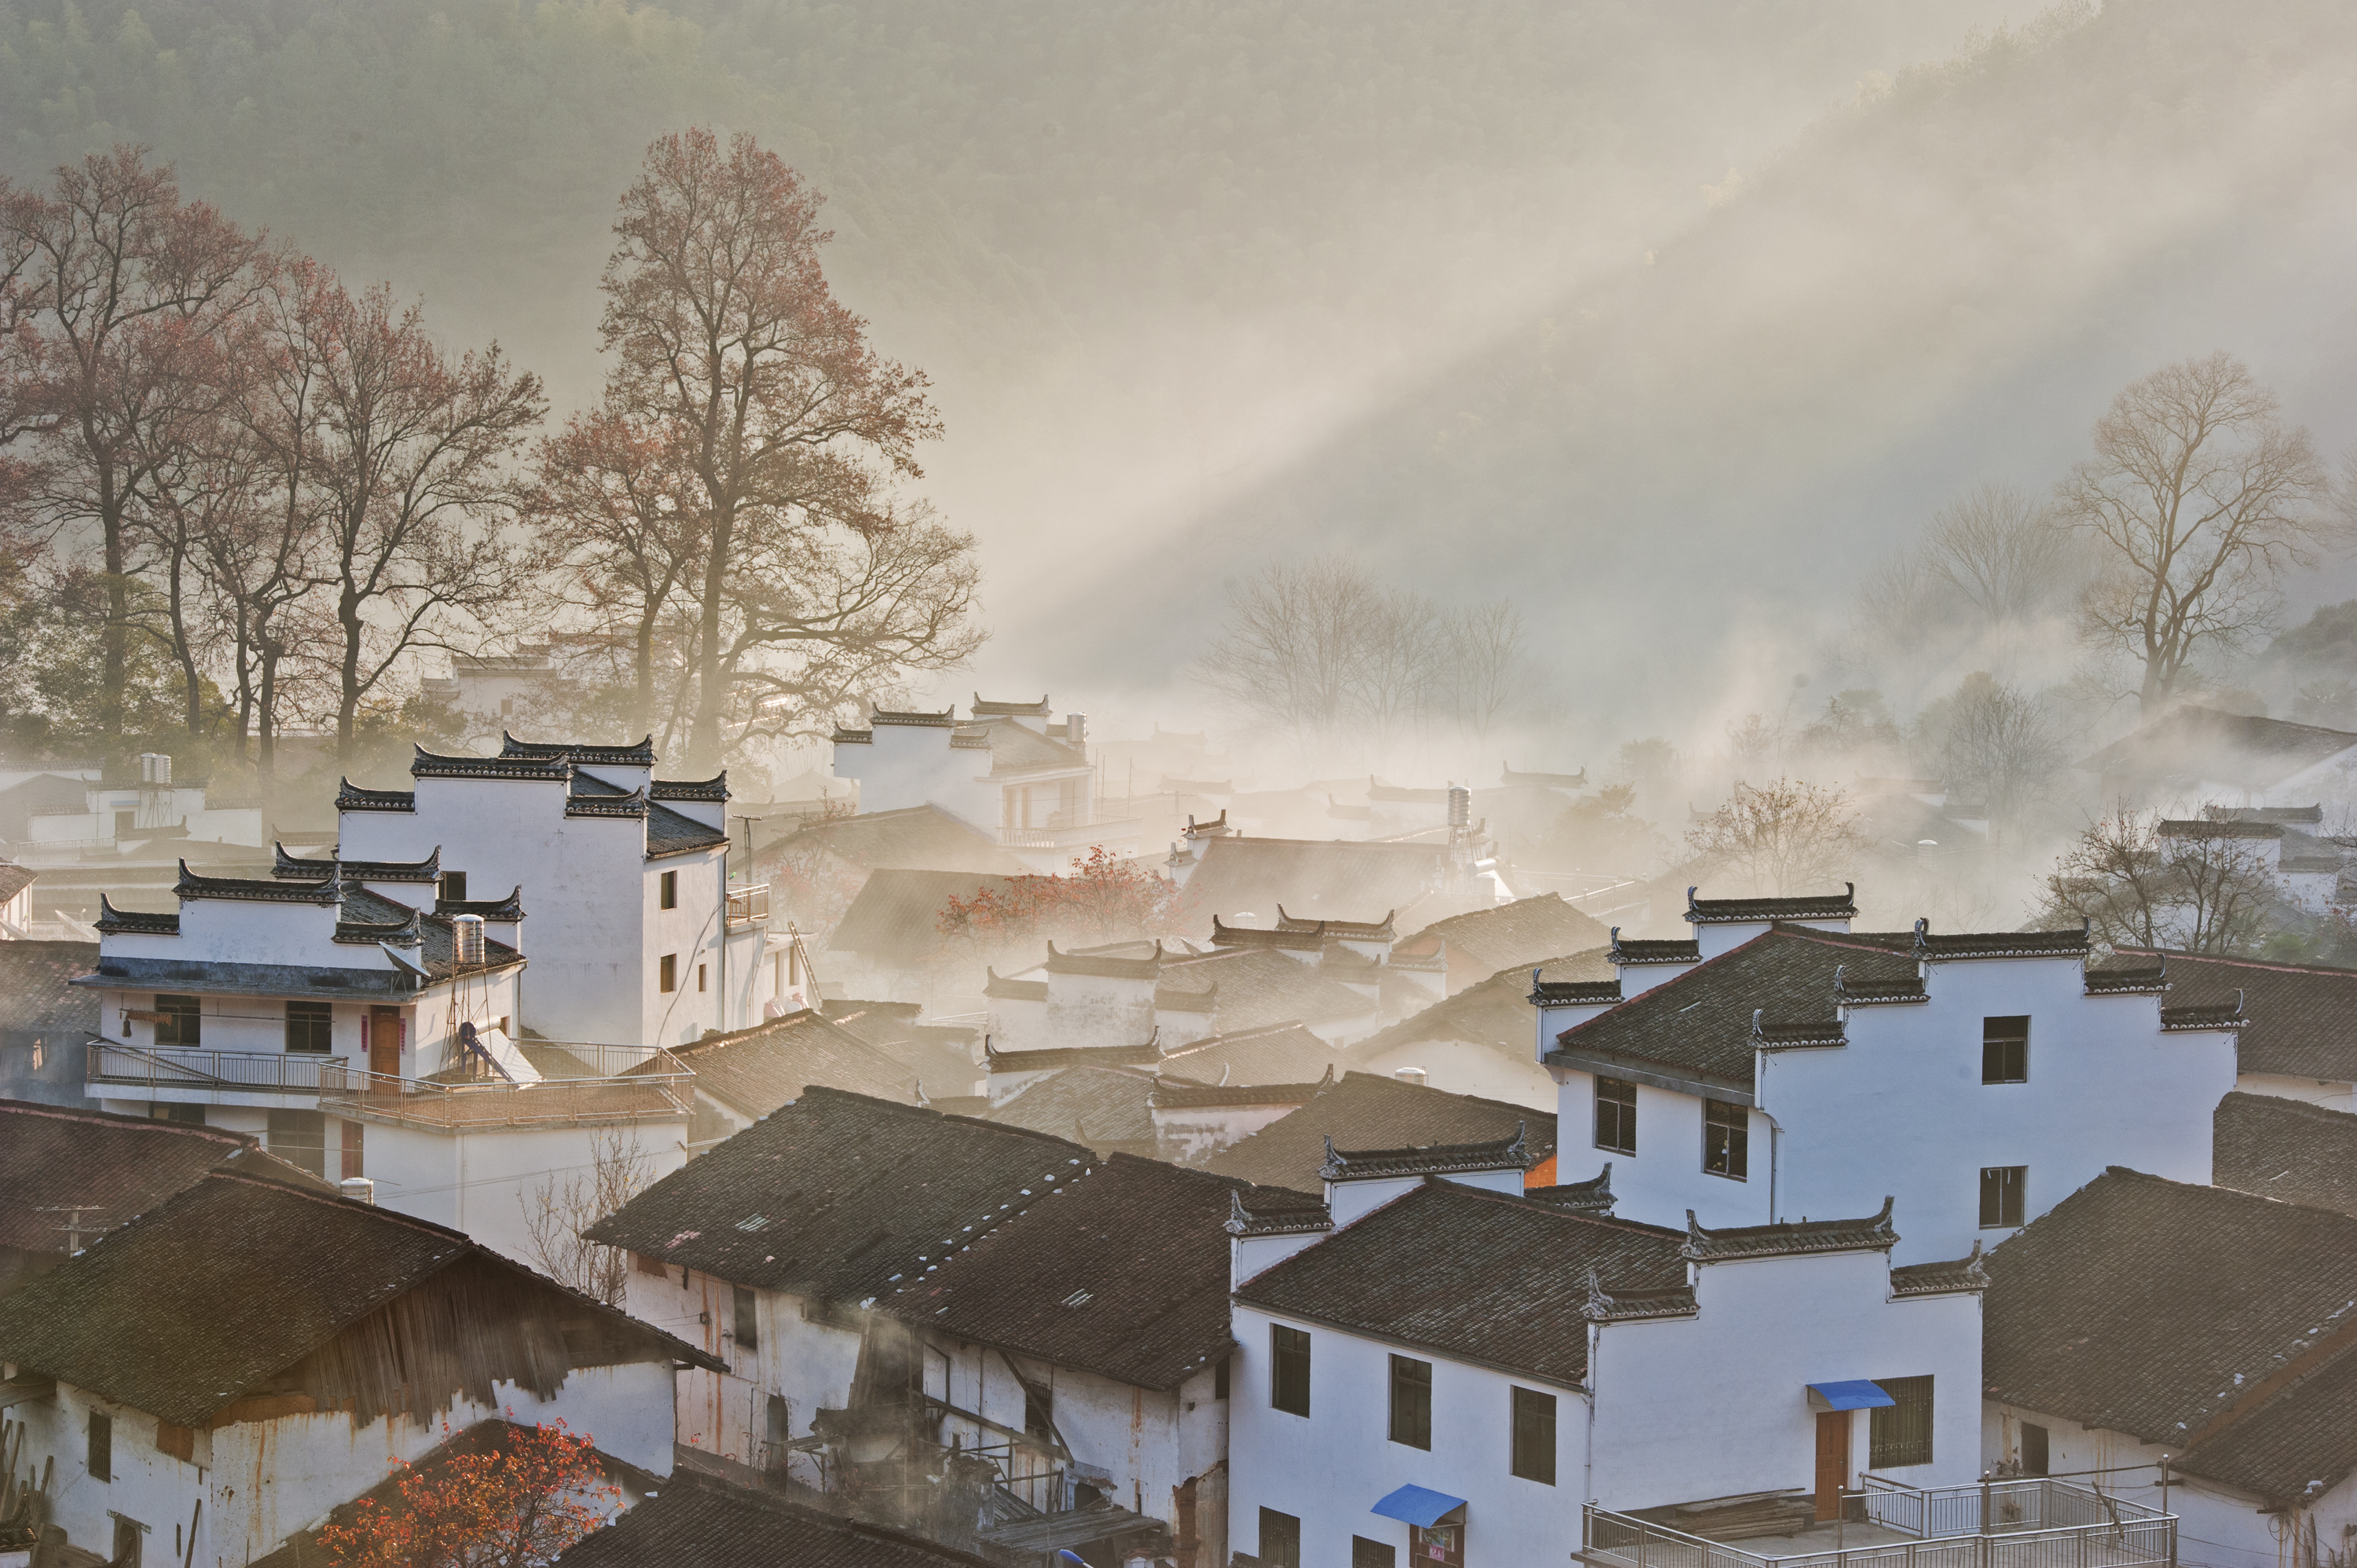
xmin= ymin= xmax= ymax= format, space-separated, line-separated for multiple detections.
xmin=267 ymin=1110 xmax=328 ymax=1178
xmin=1595 ymin=1075 xmax=1637 ymax=1155
xmin=660 ymin=870 xmax=677 ymax=910
xmin=153 ymin=1420 xmax=194 ymax=1462
xmin=1388 ymin=1354 xmax=1431 ymax=1449
xmin=1983 ymin=1017 xmax=2029 ymax=1084
xmin=339 ymin=1119 xmax=365 ymax=1180
xmin=698 ymin=962 xmax=707 ymax=993
xmin=285 ymin=1000 xmax=334 ymax=1054
xmin=732 ymin=1284 xmax=759 ymax=1350
xmin=148 ymin=1103 xmax=203 ymax=1127
xmin=1352 ymin=1539 xmax=1398 ymax=1568
xmin=924 ymin=1348 xmax=951 ymax=1404
xmin=1703 ymin=1100 xmax=1748 ymax=1180
xmin=154 ymin=994 xmax=200 ymax=1047
xmin=659 ymin=954 xmax=677 ymax=992
xmin=1215 ymin=1355 xmax=1230 ymax=1401
xmin=1870 ymin=1376 xmax=1935 ymax=1467
xmin=2020 ymin=1422 xmax=2050 ymax=1476
xmin=632 ymin=1250 xmax=669 ymax=1277
xmin=440 ymin=870 xmax=468 ymax=904
xmin=1024 ymin=1382 xmax=1055 ymax=1440
xmin=1259 ymin=1508 xmax=1302 ymax=1568
xmin=112 ymin=1515 xmax=143 ymax=1566
xmin=1270 ymin=1324 xmax=1311 ymax=1416
xmin=764 ymin=1394 xmax=790 ymax=1466
xmin=1980 ymin=1166 xmax=2026 ymax=1229
xmin=88 ymin=1409 xmax=112 ymax=1482
xmin=1512 ymin=1387 xmax=1557 ymax=1484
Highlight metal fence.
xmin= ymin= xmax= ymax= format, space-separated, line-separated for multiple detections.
xmin=727 ymin=884 xmax=771 ymax=925
xmin=315 ymin=1055 xmax=694 ymax=1129
xmin=87 ymin=1042 xmax=333 ymax=1094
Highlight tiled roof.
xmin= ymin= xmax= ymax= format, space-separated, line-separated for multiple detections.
xmin=0 ymin=941 xmax=100 ymax=1033
xmin=974 ymin=716 xmax=1089 ymax=778
xmin=645 ymin=798 xmax=729 ymax=856
xmin=1175 ymin=837 xmax=1453 ymax=936
xmin=2076 ymin=706 xmax=2357 ymax=791
xmin=78 ymin=954 xmax=419 ymax=1000
xmin=820 ymin=1003 xmax=981 ymax=1100
xmin=658 ymin=1009 xmax=921 ymax=1119
xmin=585 ymin=1087 xmax=1092 ymax=1302
xmin=1153 ymin=947 xmax=1381 ymax=1035
xmin=984 ymin=968 xmax=1049 ymax=1001
xmin=1553 ymin=929 xmax=1901 ymax=1090
xmin=551 ymin=1467 xmax=998 ymax=1568
xmin=972 ymin=693 xmax=1052 ymax=717
xmin=650 ymin=774 xmax=728 ymax=803
xmin=2119 ymin=948 xmax=2357 ymax=1079
xmin=0 ymin=1171 xmax=717 ymax=1428
xmin=1684 ymin=885 xmax=1857 ymax=924
xmin=870 ymin=707 xmax=958 ymax=727
xmin=1410 ymin=894 xmax=1608 ymax=973
xmin=1523 ymin=1163 xmax=1615 ymax=1214
xmin=500 ymin=731 xmax=658 ymax=766
xmin=0 ymin=1100 xmax=328 ymax=1258
xmin=1236 ymin=1180 xmax=1688 ymax=1385
xmin=1151 ymin=1074 xmax=1328 ymax=1110
xmin=1208 ymin=916 xmax=1327 ymax=953
xmin=0 ymin=860 xmax=35 ymax=903
xmin=1610 ymin=932 xmax=1702 ymax=965
xmin=830 ymin=870 xmax=1021 ymax=968
xmin=273 ymin=841 xmax=442 ymax=883
xmin=1889 ymin=1245 xmax=1989 ymax=1297
xmin=1321 ymin=1127 xmax=1529 ymax=1181
xmin=1362 ymin=949 xmax=1613 ymax=1060
xmin=411 ymin=745 xmax=570 ymax=781
xmin=438 ymin=885 xmax=528 ymax=922
xmin=1225 ymin=1187 xmax=1334 ymax=1238
xmin=1043 ymin=940 xmax=1164 ymax=978
xmin=1205 ymin=1072 xmax=1557 ymax=1192
xmin=1914 ymin=923 xmax=2091 ymax=961
xmin=762 ymin=804 xmax=1022 ymax=877
xmin=1499 ymin=765 xmax=1586 ymax=788
xmin=985 ymin=1038 xmax=1162 ymax=1075
xmin=1155 ymin=1021 xmax=1352 ymax=1086
xmin=1681 ymin=1197 xmax=1895 ymax=1261
xmin=175 ymin=860 xmax=343 ymax=904
xmin=335 ymin=779 xmax=415 ymax=812
xmin=2084 ymin=959 xmax=2168 ymax=995
xmin=2214 ymin=1091 xmax=2357 ymax=1216
xmin=337 ymin=887 xmax=523 ymax=979
xmin=885 ymin=1155 xmax=1308 ymax=1390
xmin=1276 ymin=906 xmax=1397 ymax=939
xmin=1983 ymin=1167 xmax=2357 ymax=1499
xmin=95 ymin=893 xmax=178 ymax=935
xmin=985 ymin=1066 xmax=1159 ymax=1152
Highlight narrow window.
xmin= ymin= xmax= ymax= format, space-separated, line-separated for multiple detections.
xmin=2020 ymin=1422 xmax=2050 ymax=1476
xmin=154 ymin=994 xmax=200 ymax=1048
xmin=660 ymin=870 xmax=678 ymax=910
xmin=1703 ymin=1100 xmax=1748 ymax=1180
xmin=1025 ymin=1382 xmax=1054 ymax=1439
xmin=1215 ymin=1356 xmax=1230 ymax=1401
xmin=764 ymin=1394 xmax=790 ymax=1465
xmin=1980 ymin=1166 xmax=2026 ymax=1229
xmin=1870 ymin=1376 xmax=1935 ymax=1467
xmin=1270 ymin=1324 xmax=1311 ymax=1416
xmin=285 ymin=1000 xmax=334 ymax=1054
xmin=698 ymin=962 xmax=707 ymax=993
xmin=733 ymin=1284 xmax=759 ymax=1350
xmin=1259 ymin=1509 xmax=1302 ymax=1568
xmin=440 ymin=870 xmax=468 ymax=905
xmin=1512 ymin=1386 xmax=1557 ymax=1484
xmin=112 ymin=1516 xmax=142 ymax=1566
xmin=266 ymin=1110 xmax=328 ymax=1178
xmin=88 ymin=1409 xmax=112 ymax=1482
xmin=659 ymin=954 xmax=677 ymax=992
xmin=1352 ymin=1539 xmax=1398 ymax=1568
xmin=924 ymin=1347 xmax=951 ymax=1404
xmin=1983 ymin=1017 xmax=2029 ymax=1084
xmin=1388 ymin=1354 xmax=1431 ymax=1449
xmin=1594 ymin=1075 xmax=1637 ymax=1155
xmin=339 ymin=1119 xmax=365 ymax=1180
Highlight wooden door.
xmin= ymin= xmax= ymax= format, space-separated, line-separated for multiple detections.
xmin=368 ymin=1007 xmax=403 ymax=1078
xmin=1815 ymin=1410 xmax=1851 ymax=1522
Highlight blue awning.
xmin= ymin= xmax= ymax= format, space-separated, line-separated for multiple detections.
xmin=1373 ymin=1486 xmax=1468 ymax=1527
xmin=1809 ymin=1380 xmax=1896 ymax=1411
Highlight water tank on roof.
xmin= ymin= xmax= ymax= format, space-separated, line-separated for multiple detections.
xmin=453 ymin=913 xmax=486 ymax=966
xmin=1447 ymin=785 xmax=1471 ymax=829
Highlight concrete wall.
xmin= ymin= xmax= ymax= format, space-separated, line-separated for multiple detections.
xmin=1555 ymin=1069 xmax=1775 ymax=1228
xmin=363 ymin=1119 xmax=687 ymax=1262
xmin=1354 ymin=1036 xmax=1554 ymax=1111
xmin=618 ymin=1269 xmax=864 ymax=1471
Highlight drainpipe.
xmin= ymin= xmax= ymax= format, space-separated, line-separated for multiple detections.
xmin=1585 ymin=1320 xmax=1600 ymax=1511
xmin=717 ymin=847 xmax=729 ymax=1034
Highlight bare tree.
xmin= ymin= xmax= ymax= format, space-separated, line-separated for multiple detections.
xmin=599 ymin=129 xmax=974 ymax=770
xmin=1685 ymin=777 xmax=1863 ymax=898
xmin=1724 ymin=714 xmax=1778 ymax=782
xmin=2033 ymin=806 xmax=2274 ymax=954
xmin=2061 ymin=354 xmax=2335 ymax=713
xmin=519 ymin=1130 xmax=654 ymax=1306
xmin=1935 ymin=672 xmax=2062 ymax=848
xmin=1441 ymin=599 xmax=1527 ymax=746
xmin=1923 ymin=481 xmax=2078 ymax=625
xmin=1197 ymin=555 xmax=1376 ymax=737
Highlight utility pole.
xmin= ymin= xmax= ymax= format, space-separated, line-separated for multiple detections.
xmin=38 ymin=1205 xmax=106 ymax=1255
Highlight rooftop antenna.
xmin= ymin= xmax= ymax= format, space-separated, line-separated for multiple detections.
xmin=37 ymin=1204 xmax=105 ymax=1255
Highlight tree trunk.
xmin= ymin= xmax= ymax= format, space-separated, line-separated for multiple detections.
xmin=689 ymin=503 xmax=732 ymax=771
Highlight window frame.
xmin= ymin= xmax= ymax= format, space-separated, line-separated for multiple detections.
xmin=1869 ymin=1376 xmax=1934 ymax=1468
xmin=1259 ymin=1508 xmax=1302 ymax=1568
xmin=1270 ymin=1324 xmax=1311 ymax=1416
xmin=88 ymin=1409 xmax=112 ymax=1482
xmin=1594 ymin=1075 xmax=1637 ymax=1156
xmin=2020 ymin=1421 xmax=2050 ymax=1476
xmin=1979 ymin=1165 xmax=2026 ymax=1229
xmin=660 ymin=870 xmax=678 ymax=910
xmin=440 ymin=870 xmax=468 ymax=905
xmin=1982 ymin=1016 xmax=2030 ymax=1085
xmin=284 ymin=999 xmax=335 ymax=1055
xmin=1703 ymin=1099 xmax=1748 ymax=1181
xmin=267 ymin=1109 xmax=329 ymax=1179
xmin=1352 ymin=1538 xmax=1398 ymax=1568
xmin=658 ymin=954 xmax=677 ymax=993
xmin=733 ymin=1284 xmax=760 ymax=1351
xmin=1512 ymin=1386 xmax=1557 ymax=1484
xmin=153 ymin=994 xmax=200 ymax=1048
xmin=1387 ymin=1354 xmax=1432 ymax=1449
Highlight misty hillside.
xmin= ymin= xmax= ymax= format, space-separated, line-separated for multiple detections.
xmin=1077 ymin=0 xmax=2357 ymax=737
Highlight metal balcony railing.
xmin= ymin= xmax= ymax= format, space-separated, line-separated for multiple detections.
xmin=87 ymin=1042 xmax=336 ymax=1095
xmin=315 ymin=1053 xmax=694 ymax=1130
xmin=727 ymin=884 xmax=771 ymax=925
xmin=1585 ymin=1480 xmax=2174 ymax=1568
xmin=995 ymin=816 xmax=1141 ymax=851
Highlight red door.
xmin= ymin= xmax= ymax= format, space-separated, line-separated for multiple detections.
xmin=368 ymin=1007 xmax=404 ymax=1079
xmin=1815 ymin=1410 xmax=1851 ymax=1522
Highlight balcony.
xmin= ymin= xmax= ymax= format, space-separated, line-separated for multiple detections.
xmin=88 ymin=1042 xmax=337 ymax=1097
xmin=726 ymin=883 xmax=771 ymax=925
xmin=316 ymin=1051 xmax=694 ymax=1130
xmin=1583 ymin=1479 xmax=2175 ymax=1568
xmin=995 ymin=815 xmax=1142 ymax=852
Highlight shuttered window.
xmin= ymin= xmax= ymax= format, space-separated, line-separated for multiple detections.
xmin=1270 ymin=1324 xmax=1310 ymax=1416
xmin=1388 ymin=1355 xmax=1431 ymax=1449
xmin=1595 ymin=1076 xmax=1637 ymax=1155
xmin=1512 ymin=1387 xmax=1557 ymax=1484
xmin=1870 ymin=1376 xmax=1934 ymax=1467
xmin=1259 ymin=1509 xmax=1302 ymax=1568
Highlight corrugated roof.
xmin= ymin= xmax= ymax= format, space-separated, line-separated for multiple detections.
xmin=586 ymin=1088 xmax=1092 ymax=1302
xmin=1205 ymin=1072 xmax=1557 ymax=1192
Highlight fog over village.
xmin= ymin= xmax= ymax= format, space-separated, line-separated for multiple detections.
xmin=6 ymin=3 xmax=2357 ymax=1567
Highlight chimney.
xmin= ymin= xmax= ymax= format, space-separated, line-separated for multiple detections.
xmin=1065 ymin=713 xmax=1087 ymax=746
xmin=339 ymin=1176 xmax=376 ymax=1205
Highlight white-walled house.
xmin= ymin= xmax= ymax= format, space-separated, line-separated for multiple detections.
xmin=0 ymin=1167 xmax=718 ymax=1567
xmin=2076 ymin=706 xmax=2357 ymax=811
xmin=1536 ymin=890 xmax=2242 ymax=1262
xmin=2126 ymin=947 xmax=2357 ymax=1111
xmin=1983 ymin=1167 xmax=2357 ymax=1568
xmin=1226 ymin=1134 xmax=1989 ymax=1568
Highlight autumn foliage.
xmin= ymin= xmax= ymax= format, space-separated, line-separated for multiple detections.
xmin=317 ymin=1420 xmax=615 ymax=1568
xmin=937 ymin=845 xmax=1190 ymax=952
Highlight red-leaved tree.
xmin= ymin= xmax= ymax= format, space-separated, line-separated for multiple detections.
xmin=317 ymin=1421 xmax=615 ymax=1568
xmin=938 ymin=846 xmax=1193 ymax=954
